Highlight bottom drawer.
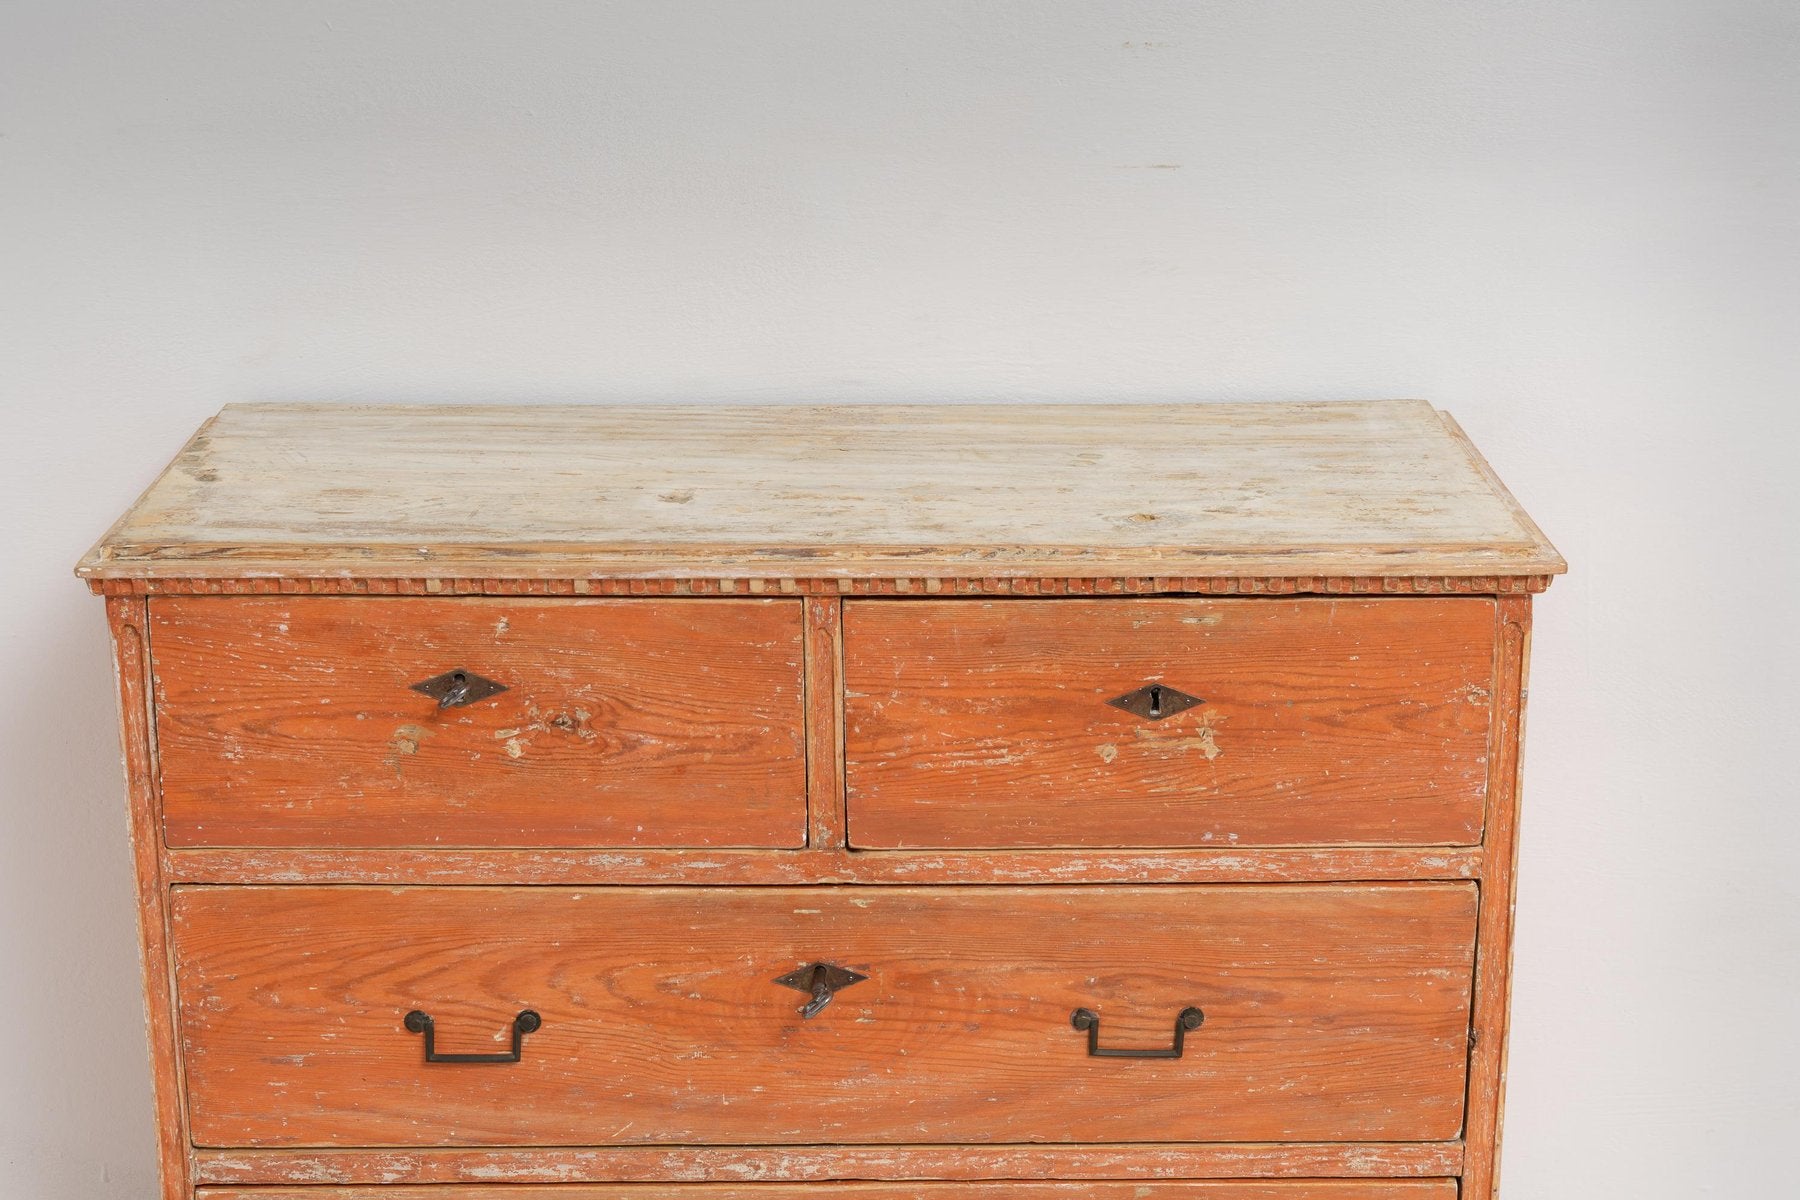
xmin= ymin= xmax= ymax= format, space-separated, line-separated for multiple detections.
xmin=197 ymin=1186 xmax=1460 ymax=1199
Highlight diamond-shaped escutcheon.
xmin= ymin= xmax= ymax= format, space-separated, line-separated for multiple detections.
xmin=410 ymin=668 xmax=508 ymax=709
xmin=773 ymin=962 xmax=868 ymax=1018
xmin=1107 ymin=682 xmax=1204 ymax=721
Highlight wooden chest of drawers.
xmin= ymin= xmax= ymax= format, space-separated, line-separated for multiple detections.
xmin=81 ymin=400 xmax=1563 ymax=1200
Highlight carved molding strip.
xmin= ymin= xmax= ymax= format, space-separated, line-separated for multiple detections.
xmin=92 ymin=573 xmax=1551 ymax=597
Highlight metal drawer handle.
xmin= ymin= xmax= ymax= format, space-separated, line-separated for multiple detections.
xmin=404 ymin=1009 xmax=541 ymax=1063
xmin=1071 ymin=1006 xmax=1204 ymax=1058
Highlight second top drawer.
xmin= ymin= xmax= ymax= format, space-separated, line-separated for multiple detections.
xmin=150 ymin=597 xmax=807 ymax=848
xmin=844 ymin=598 xmax=1498 ymax=849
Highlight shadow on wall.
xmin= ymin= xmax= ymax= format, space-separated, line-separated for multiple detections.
xmin=0 ymin=597 xmax=160 ymax=1196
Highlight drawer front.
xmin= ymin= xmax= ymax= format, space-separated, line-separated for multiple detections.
xmin=151 ymin=597 xmax=806 ymax=848
xmin=843 ymin=598 xmax=1496 ymax=848
xmin=196 ymin=1184 xmax=1460 ymax=1198
xmin=172 ymin=884 xmax=1476 ymax=1147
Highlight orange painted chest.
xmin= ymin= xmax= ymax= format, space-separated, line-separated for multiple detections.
xmin=81 ymin=400 xmax=1562 ymax=1199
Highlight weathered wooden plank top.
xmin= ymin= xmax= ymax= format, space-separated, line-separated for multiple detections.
xmin=78 ymin=400 xmax=1563 ymax=583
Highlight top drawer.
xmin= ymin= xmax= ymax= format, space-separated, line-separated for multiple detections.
xmin=844 ymin=598 xmax=1497 ymax=849
xmin=150 ymin=597 xmax=807 ymax=848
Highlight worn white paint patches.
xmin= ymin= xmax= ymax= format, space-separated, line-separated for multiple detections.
xmin=1456 ymin=681 xmax=1492 ymax=705
xmin=493 ymin=702 xmax=602 ymax=761
xmin=192 ymin=1142 xmax=1467 ymax=1186
xmin=1133 ymin=712 xmax=1224 ymax=760
xmin=1096 ymin=742 xmax=1119 ymax=763
xmin=164 ymin=844 xmax=1484 ymax=886
xmin=78 ymin=401 xmax=1565 ymax=582
xmin=382 ymin=723 xmax=432 ymax=775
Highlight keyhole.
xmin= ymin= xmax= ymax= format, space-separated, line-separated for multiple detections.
xmin=438 ymin=670 xmax=472 ymax=709
xmin=1148 ymin=685 xmax=1163 ymax=717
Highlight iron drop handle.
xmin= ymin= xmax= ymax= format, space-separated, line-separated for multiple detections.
xmin=1071 ymin=1006 xmax=1204 ymax=1059
xmin=404 ymin=1009 xmax=541 ymax=1063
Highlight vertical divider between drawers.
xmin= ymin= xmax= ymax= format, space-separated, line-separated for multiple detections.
xmin=803 ymin=595 xmax=848 ymax=853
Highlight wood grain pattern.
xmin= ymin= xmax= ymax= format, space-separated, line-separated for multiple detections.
xmin=844 ymin=598 xmax=1496 ymax=849
xmin=107 ymin=597 xmax=193 ymax=1200
xmin=803 ymin=597 xmax=846 ymax=850
xmin=191 ymin=1143 xmax=1466 ymax=1186
xmin=1437 ymin=415 xmax=1561 ymax=576
xmin=77 ymin=401 xmax=1565 ymax=583
xmin=160 ymin=845 xmax=1484 ymax=886
xmin=150 ymin=597 xmax=806 ymax=848
xmin=171 ymin=884 xmax=1476 ymax=1148
xmin=194 ymin=1182 xmax=1459 ymax=1199
xmin=1462 ymin=596 xmax=1532 ymax=1200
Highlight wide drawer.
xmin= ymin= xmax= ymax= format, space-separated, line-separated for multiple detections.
xmin=172 ymin=884 xmax=1476 ymax=1147
xmin=196 ymin=1184 xmax=1459 ymax=1198
xmin=843 ymin=598 xmax=1496 ymax=848
xmin=150 ymin=597 xmax=807 ymax=847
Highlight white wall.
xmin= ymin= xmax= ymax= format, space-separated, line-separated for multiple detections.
xmin=3 ymin=2 xmax=1796 ymax=1195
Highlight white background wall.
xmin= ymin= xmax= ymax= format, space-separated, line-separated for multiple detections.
xmin=3 ymin=2 xmax=1796 ymax=1195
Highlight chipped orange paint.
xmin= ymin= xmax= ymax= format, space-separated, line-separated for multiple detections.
xmin=148 ymin=597 xmax=808 ymax=848
xmin=172 ymin=884 xmax=1477 ymax=1148
xmin=843 ymin=598 xmax=1498 ymax=849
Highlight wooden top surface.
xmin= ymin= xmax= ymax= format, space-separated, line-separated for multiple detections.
xmin=78 ymin=400 xmax=1563 ymax=583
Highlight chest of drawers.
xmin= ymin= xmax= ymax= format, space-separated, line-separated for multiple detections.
xmin=81 ymin=400 xmax=1563 ymax=1200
